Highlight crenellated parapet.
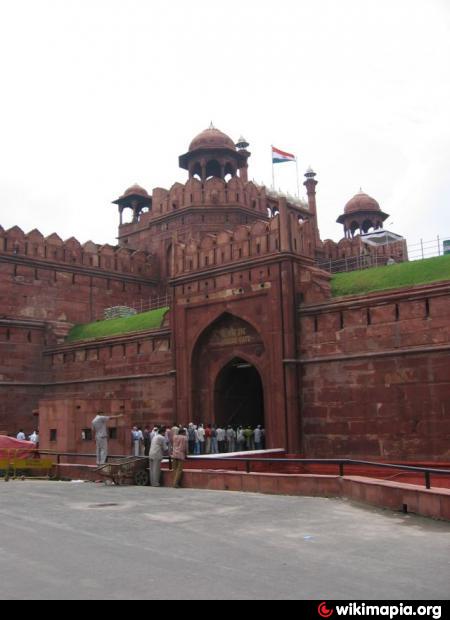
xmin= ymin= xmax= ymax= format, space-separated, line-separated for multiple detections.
xmin=322 ymin=234 xmax=408 ymax=267
xmin=119 ymin=177 xmax=271 ymax=228
xmin=173 ymin=204 xmax=318 ymax=276
xmin=0 ymin=225 xmax=157 ymax=279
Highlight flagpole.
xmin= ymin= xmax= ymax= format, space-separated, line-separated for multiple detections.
xmin=271 ymin=145 xmax=275 ymax=190
xmin=295 ymin=158 xmax=300 ymax=198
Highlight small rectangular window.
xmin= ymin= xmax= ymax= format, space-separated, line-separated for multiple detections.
xmin=109 ymin=428 xmax=118 ymax=440
xmin=50 ymin=429 xmax=57 ymax=442
xmin=81 ymin=429 xmax=93 ymax=441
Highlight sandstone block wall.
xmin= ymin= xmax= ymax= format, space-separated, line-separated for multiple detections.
xmin=299 ymin=284 xmax=450 ymax=460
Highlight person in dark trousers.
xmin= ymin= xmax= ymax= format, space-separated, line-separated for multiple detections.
xmin=143 ymin=426 xmax=152 ymax=457
xmin=172 ymin=428 xmax=188 ymax=489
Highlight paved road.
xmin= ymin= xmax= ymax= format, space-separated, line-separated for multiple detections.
xmin=0 ymin=481 xmax=449 ymax=600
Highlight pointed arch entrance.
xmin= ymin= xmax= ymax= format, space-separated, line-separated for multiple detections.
xmin=191 ymin=313 xmax=266 ymax=431
xmin=214 ymin=358 xmax=265 ymax=429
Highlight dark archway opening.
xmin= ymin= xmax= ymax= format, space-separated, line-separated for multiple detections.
xmin=206 ymin=160 xmax=222 ymax=179
xmin=214 ymin=358 xmax=264 ymax=429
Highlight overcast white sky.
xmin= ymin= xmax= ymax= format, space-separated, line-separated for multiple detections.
xmin=0 ymin=0 xmax=449 ymax=249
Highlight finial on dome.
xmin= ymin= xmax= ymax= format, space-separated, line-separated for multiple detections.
xmin=305 ymin=166 xmax=317 ymax=179
xmin=236 ymin=135 xmax=250 ymax=150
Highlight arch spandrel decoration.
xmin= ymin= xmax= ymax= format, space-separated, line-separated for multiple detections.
xmin=194 ymin=313 xmax=264 ymax=354
xmin=190 ymin=313 xmax=266 ymax=425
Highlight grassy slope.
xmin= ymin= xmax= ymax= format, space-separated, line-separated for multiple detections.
xmin=331 ymin=255 xmax=450 ymax=298
xmin=67 ymin=307 xmax=170 ymax=343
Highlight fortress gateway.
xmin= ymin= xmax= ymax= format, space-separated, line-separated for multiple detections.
xmin=0 ymin=126 xmax=448 ymax=460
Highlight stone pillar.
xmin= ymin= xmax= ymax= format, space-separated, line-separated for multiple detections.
xmin=304 ymin=170 xmax=321 ymax=245
xmin=278 ymin=198 xmax=291 ymax=252
xmin=239 ymin=164 xmax=249 ymax=183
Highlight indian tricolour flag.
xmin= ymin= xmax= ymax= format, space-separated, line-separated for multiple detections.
xmin=272 ymin=146 xmax=296 ymax=164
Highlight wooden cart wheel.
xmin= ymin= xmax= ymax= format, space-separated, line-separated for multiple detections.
xmin=134 ymin=470 xmax=149 ymax=486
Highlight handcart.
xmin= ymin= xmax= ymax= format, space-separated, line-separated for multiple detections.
xmin=94 ymin=456 xmax=149 ymax=486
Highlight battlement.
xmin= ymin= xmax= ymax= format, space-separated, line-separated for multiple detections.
xmin=173 ymin=206 xmax=317 ymax=277
xmin=151 ymin=177 xmax=267 ymax=217
xmin=0 ymin=226 xmax=157 ymax=279
xmin=118 ymin=176 xmax=310 ymax=229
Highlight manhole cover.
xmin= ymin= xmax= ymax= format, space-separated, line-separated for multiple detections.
xmin=88 ymin=503 xmax=120 ymax=509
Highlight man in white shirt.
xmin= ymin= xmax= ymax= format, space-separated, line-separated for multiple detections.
xmin=197 ymin=424 xmax=206 ymax=454
xmin=254 ymin=426 xmax=263 ymax=451
xmin=16 ymin=430 xmax=26 ymax=441
xmin=29 ymin=430 xmax=39 ymax=446
xmin=92 ymin=412 xmax=123 ymax=465
xmin=149 ymin=427 xmax=167 ymax=487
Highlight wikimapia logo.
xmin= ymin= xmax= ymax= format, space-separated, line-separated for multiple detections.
xmin=317 ymin=603 xmax=442 ymax=620
xmin=318 ymin=603 xmax=334 ymax=618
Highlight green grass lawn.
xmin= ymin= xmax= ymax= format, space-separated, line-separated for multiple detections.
xmin=67 ymin=307 xmax=170 ymax=343
xmin=331 ymin=255 xmax=450 ymax=297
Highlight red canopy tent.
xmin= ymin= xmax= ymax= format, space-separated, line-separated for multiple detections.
xmin=0 ymin=436 xmax=36 ymax=459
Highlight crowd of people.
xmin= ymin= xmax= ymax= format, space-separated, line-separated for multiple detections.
xmin=132 ymin=423 xmax=266 ymax=489
xmin=16 ymin=416 xmax=266 ymax=490
xmin=132 ymin=423 xmax=266 ymax=458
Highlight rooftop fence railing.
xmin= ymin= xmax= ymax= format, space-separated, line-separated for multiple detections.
xmin=318 ymin=235 xmax=450 ymax=274
xmin=101 ymin=294 xmax=170 ymax=320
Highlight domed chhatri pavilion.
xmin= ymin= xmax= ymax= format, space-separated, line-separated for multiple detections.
xmin=179 ymin=124 xmax=251 ymax=182
xmin=337 ymin=190 xmax=390 ymax=238
xmin=0 ymin=124 xmax=448 ymax=464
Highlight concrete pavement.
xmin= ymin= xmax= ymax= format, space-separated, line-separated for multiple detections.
xmin=0 ymin=481 xmax=449 ymax=600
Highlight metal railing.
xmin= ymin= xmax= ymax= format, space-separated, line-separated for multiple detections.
xmin=317 ymin=254 xmax=384 ymax=274
xmin=204 ymin=457 xmax=450 ymax=490
xmin=38 ymin=451 xmax=450 ymax=490
xmin=318 ymin=235 xmax=450 ymax=274
xmin=100 ymin=294 xmax=170 ymax=321
xmin=407 ymin=236 xmax=449 ymax=261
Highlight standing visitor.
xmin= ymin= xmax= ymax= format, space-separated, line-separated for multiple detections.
xmin=149 ymin=427 xmax=166 ymax=487
xmin=187 ymin=424 xmax=196 ymax=455
xmin=197 ymin=424 xmax=206 ymax=454
xmin=143 ymin=426 xmax=152 ymax=457
xmin=131 ymin=426 xmax=143 ymax=456
xmin=226 ymin=426 xmax=236 ymax=453
xmin=210 ymin=426 xmax=218 ymax=454
xmin=92 ymin=412 xmax=124 ymax=466
xmin=172 ymin=428 xmax=188 ymax=489
xmin=216 ymin=426 xmax=226 ymax=453
xmin=205 ymin=424 xmax=212 ymax=454
xmin=29 ymin=430 xmax=39 ymax=447
xmin=16 ymin=430 xmax=26 ymax=441
xmin=244 ymin=426 xmax=254 ymax=451
xmin=237 ymin=427 xmax=246 ymax=452
xmin=254 ymin=425 xmax=263 ymax=451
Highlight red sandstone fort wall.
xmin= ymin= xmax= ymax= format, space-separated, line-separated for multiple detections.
xmin=0 ymin=226 xmax=158 ymax=325
xmin=299 ymin=283 xmax=450 ymax=460
xmin=37 ymin=327 xmax=174 ymax=453
xmin=1 ymin=176 xmax=449 ymax=463
xmin=0 ymin=226 xmax=159 ymax=433
xmin=0 ymin=321 xmax=49 ymax=433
